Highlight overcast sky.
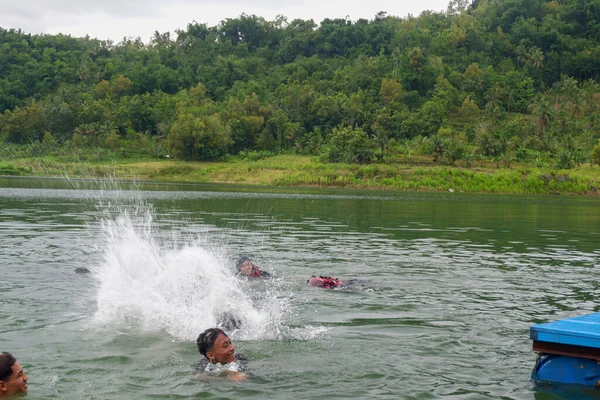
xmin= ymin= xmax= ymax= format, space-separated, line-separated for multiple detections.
xmin=0 ymin=0 xmax=450 ymax=43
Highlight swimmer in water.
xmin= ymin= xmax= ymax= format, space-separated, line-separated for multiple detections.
xmin=307 ymin=275 xmax=372 ymax=290
xmin=0 ymin=352 xmax=28 ymax=397
xmin=236 ymin=256 xmax=271 ymax=278
xmin=307 ymin=275 xmax=342 ymax=289
xmin=196 ymin=328 xmax=247 ymax=382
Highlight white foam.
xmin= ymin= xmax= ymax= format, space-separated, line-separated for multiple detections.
xmin=91 ymin=207 xmax=288 ymax=341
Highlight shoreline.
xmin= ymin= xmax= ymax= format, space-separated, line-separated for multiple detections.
xmin=1 ymin=155 xmax=599 ymax=196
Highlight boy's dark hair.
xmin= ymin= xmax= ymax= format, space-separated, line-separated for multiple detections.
xmin=196 ymin=328 xmax=227 ymax=358
xmin=0 ymin=352 xmax=16 ymax=381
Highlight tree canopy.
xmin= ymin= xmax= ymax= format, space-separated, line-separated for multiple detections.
xmin=1 ymin=1 xmax=600 ymax=166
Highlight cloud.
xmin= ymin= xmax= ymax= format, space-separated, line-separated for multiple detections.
xmin=0 ymin=0 xmax=449 ymax=42
xmin=32 ymin=0 xmax=168 ymax=17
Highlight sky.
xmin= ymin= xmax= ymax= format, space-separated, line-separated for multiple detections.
xmin=0 ymin=0 xmax=450 ymax=43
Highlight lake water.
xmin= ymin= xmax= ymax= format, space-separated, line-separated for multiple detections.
xmin=1 ymin=177 xmax=600 ymax=399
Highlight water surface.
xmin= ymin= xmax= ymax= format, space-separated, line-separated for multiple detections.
xmin=1 ymin=177 xmax=600 ymax=399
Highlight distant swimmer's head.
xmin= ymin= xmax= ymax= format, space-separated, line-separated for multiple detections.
xmin=236 ymin=256 xmax=262 ymax=277
xmin=196 ymin=328 xmax=236 ymax=364
xmin=236 ymin=256 xmax=250 ymax=272
xmin=0 ymin=352 xmax=28 ymax=396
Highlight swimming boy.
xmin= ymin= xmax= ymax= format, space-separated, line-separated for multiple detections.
xmin=0 ymin=352 xmax=28 ymax=397
xmin=196 ymin=328 xmax=247 ymax=382
xmin=307 ymin=275 xmax=342 ymax=289
xmin=236 ymin=256 xmax=271 ymax=278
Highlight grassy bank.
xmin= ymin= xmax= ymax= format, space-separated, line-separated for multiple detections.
xmin=2 ymin=154 xmax=599 ymax=196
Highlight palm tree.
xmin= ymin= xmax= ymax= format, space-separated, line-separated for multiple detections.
xmin=528 ymin=47 xmax=544 ymax=69
xmin=486 ymin=83 xmax=505 ymax=110
xmin=529 ymin=94 xmax=554 ymax=136
xmin=558 ymin=77 xmax=578 ymax=99
xmin=74 ymin=123 xmax=101 ymax=147
xmin=569 ymin=93 xmax=586 ymax=119
xmin=485 ymin=103 xmax=505 ymax=126
xmin=371 ymin=115 xmax=392 ymax=161
xmin=515 ymin=44 xmax=528 ymax=64
xmin=558 ymin=77 xmax=585 ymax=118
xmin=478 ymin=132 xmax=495 ymax=157
xmin=373 ymin=130 xmax=391 ymax=161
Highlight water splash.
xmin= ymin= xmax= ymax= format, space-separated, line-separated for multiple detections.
xmin=91 ymin=207 xmax=289 ymax=341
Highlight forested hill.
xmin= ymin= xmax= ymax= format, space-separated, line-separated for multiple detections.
xmin=1 ymin=0 xmax=600 ymax=168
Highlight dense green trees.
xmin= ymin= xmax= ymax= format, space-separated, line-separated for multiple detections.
xmin=1 ymin=0 xmax=600 ymax=168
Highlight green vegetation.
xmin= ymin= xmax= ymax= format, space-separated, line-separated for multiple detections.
xmin=1 ymin=153 xmax=599 ymax=195
xmin=1 ymin=0 xmax=600 ymax=195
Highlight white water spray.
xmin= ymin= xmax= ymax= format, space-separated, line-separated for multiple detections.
xmin=91 ymin=206 xmax=289 ymax=341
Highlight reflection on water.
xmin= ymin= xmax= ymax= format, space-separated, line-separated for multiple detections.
xmin=1 ymin=179 xmax=600 ymax=399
